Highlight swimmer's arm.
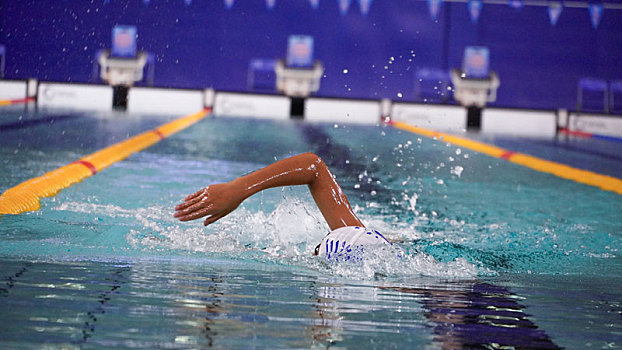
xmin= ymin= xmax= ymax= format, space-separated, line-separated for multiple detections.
xmin=174 ymin=152 xmax=363 ymax=230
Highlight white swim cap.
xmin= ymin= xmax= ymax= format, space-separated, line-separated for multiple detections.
xmin=316 ymin=226 xmax=391 ymax=261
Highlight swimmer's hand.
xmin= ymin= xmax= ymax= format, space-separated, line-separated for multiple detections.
xmin=174 ymin=183 xmax=244 ymax=226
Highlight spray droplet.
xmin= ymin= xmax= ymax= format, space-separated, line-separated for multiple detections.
xmin=451 ymin=166 xmax=464 ymax=178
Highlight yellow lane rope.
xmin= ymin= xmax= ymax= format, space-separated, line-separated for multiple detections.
xmin=390 ymin=120 xmax=622 ymax=196
xmin=0 ymin=97 xmax=35 ymax=106
xmin=0 ymin=108 xmax=210 ymax=215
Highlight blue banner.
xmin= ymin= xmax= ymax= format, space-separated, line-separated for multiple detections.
xmin=266 ymin=0 xmax=276 ymax=10
xmin=359 ymin=0 xmax=372 ymax=16
xmin=427 ymin=0 xmax=443 ymax=21
xmin=589 ymin=3 xmax=603 ymax=29
xmin=338 ymin=0 xmax=351 ymax=15
xmin=508 ymin=0 xmax=523 ymax=10
xmin=548 ymin=1 xmax=563 ymax=26
xmin=224 ymin=0 xmax=234 ymax=9
xmin=309 ymin=0 xmax=320 ymax=10
xmin=467 ymin=0 xmax=482 ymax=24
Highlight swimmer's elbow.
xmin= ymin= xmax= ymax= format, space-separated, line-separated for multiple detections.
xmin=299 ymin=152 xmax=324 ymax=166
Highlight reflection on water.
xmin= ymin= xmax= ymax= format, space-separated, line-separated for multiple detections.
xmin=0 ymin=258 xmax=561 ymax=349
xmin=381 ymin=283 xmax=560 ymax=349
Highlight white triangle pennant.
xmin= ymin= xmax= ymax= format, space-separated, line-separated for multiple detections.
xmin=467 ymin=0 xmax=482 ymax=24
xmin=589 ymin=3 xmax=603 ymax=29
xmin=338 ymin=0 xmax=351 ymax=15
xmin=359 ymin=0 xmax=372 ymax=16
xmin=548 ymin=1 xmax=563 ymax=26
xmin=428 ymin=0 xmax=443 ymax=21
xmin=508 ymin=0 xmax=523 ymax=10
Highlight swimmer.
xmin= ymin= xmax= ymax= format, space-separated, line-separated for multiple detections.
xmin=174 ymin=152 xmax=391 ymax=258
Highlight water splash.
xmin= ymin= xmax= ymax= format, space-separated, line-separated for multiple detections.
xmin=115 ymin=193 xmax=483 ymax=279
xmin=50 ymin=181 xmax=618 ymax=278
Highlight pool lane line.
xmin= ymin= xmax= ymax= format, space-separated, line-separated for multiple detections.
xmin=0 ymin=114 xmax=79 ymax=132
xmin=558 ymin=127 xmax=622 ymax=144
xmin=389 ymin=120 xmax=622 ymax=196
xmin=0 ymin=108 xmax=211 ymax=216
xmin=0 ymin=97 xmax=35 ymax=106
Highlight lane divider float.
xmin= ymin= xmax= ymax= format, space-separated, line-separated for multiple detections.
xmin=0 ymin=108 xmax=211 ymax=216
xmin=0 ymin=97 xmax=35 ymax=106
xmin=558 ymin=127 xmax=622 ymax=144
xmin=389 ymin=120 xmax=622 ymax=196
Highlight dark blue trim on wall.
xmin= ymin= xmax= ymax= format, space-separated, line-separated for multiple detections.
xmin=1 ymin=0 xmax=621 ymax=110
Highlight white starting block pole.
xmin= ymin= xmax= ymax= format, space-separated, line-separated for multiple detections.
xmin=450 ymin=69 xmax=500 ymax=129
xmin=204 ymin=88 xmax=215 ymax=110
xmin=98 ymin=50 xmax=148 ymax=110
xmin=274 ymin=59 xmax=324 ymax=118
xmin=26 ymin=79 xmax=38 ymax=112
xmin=380 ymin=98 xmax=392 ymax=124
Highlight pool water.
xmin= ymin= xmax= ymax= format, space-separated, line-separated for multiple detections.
xmin=1 ymin=109 xmax=621 ymax=349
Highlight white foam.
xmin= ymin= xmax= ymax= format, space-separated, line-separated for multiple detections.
xmin=55 ymin=194 xmax=483 ymax=279
xmin=322 ymin=247 xmax=480 ymax=279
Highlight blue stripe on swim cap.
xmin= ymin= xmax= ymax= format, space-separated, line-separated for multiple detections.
xmin=374 ymin=230 xmax=391 ymax=244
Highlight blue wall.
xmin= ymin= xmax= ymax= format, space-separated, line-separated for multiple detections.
xmin=1 ymin=0 xmax=621 ymax=110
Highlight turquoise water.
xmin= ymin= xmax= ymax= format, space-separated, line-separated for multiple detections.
xmin=1 ymin=109 xmax=621 ymax=348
